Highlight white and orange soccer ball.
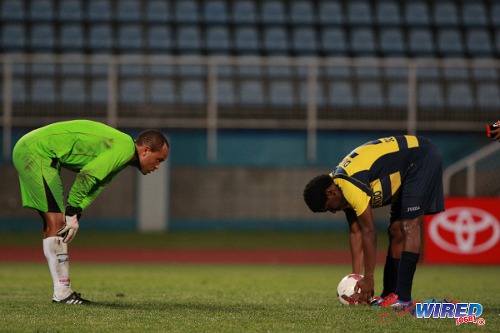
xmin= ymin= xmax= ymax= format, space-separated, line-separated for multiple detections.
xmin=336 ymin=274 xmax=363 ymax=305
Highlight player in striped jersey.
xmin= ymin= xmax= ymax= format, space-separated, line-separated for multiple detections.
xmin=304 ymin=136 xmax=444 ymax=307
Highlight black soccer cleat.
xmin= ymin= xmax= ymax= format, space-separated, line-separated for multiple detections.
xmin=52 ymin=291 xmax=91 ymax=305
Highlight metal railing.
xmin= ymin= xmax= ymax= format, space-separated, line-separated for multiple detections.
xmin=2 ymin=54 xmax=499 ymax=162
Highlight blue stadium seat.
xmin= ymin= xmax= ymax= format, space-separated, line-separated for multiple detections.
xmin=232 ymin=1 xmax=257 ymax=24
xmin=61 ymin=59 xmax=86 ymax=76
xmin=217 ymin=80 xmax=236 ymax=106
xmin=175 ymin=0 xmax=199 ymax=24
xmin=240 ymin=80 xmax=264 ymax=105
xmin=267 ymin=65 xmax=292 ymax=79
xmin=149 ymin=63 xmax=175 ymax=77
xmin=318 ymin=1 xmax=343 ymax=26
xmin=31 ymin=56 xmax=55 ymax=75
xmin=292 ymin=27 xmax=318 ymax=55
xmin=120 ymin=80 xmax=145 ymax=105
xmin=358 ymin=82 xmax=384 ymax=108
xmin=151 ymin=80 xmax=176 ymax=104
xmin=323 ymin=59 xmax=352 ymax=79
xmin=57 ymin=0 xmax=83 ymax=22
xmin=269 ymin=81 xmax=294 ymax=107
xmin=176 ymin=25 xmax=202 ymax=54
xmin=462 ymin=3 xmax=488 ymax=27
xmin=477 ymin=83 xmax=500 ymax=109
xmin=442 ymin=60 xmax=469 ymax=80
xmin=118 ymin=25 xmax=143 ymax=53
xmin=147 ymin=26 xmax=172 ymax=53
xmin=466 ymin=29 xmax=493 ymax=57
xmin=30 ymin=24 xmax=55 ymax=51
xmin=237 ymin=58 xmax=262 ymax=78
xmin=1 ymin=0 xmax=25 ymax=21
xmin=447 ymin=83 xmax=473 ymax=108
xmin=404 ymin=2 xmax=430 ymax=27
xmin=418 ymin=82 xmax=444 ymax=108
xmin=1 ymin=24 xmax=26 ymax=52
xmin=32 ymin=79 xmax=55 ymax=104
xmin=321 ymin=28 xmax=347 ymax=55
xmin=350 ymin=28 xmax=376 ymax=56
xmin=416 ymin=66 xmax=440 ymax=80
xmin=90 ymin=79 xmax=108 ymax=104
xmin=329 ymin=82 xmax=354 ymax=108
xmin=379 ymin=28 xmax=405 ymax=56
xmin=87 ymin=0 xmax=113 ymax=22
xmin=347 ymin=1 xmax=373 ymax=26
xmin=61 ymin=79 xmax=86 ymax=105
xmin=492 ymin=3 xmax=500 ymax=27
xmin=299 ymin=82 xmax=326 ymax=107
xmin=203 ymin=0 xmax=228 ymax=24
xmin=437 ymin=29 xmax=464 ymax=57
xmin=375 ymin=1 xmax=401 ymax=26
xmin=206 ymin=26 xmax=231 ymax=54
xmin=60 ymin=24 xmax=85 ymax=52
xmin=12 ymin=79 xmax=26 ymax=104
xmin=408 ymin=28 xmax=435 ymax=56
xmin=384 ymin=66 xmax=408 ymax=80
xmin=290 ymin=1 xmax=315 ymax=26
xmin=261 ymin=1 xmax=286 ymax=25
xmin=89 ymin=25 xmax=114 ymax=52
xmin=180 ymin=79 xmax=206 ymax=105
xmin=354 ymin=59 xmax=381 ymax=79
xmin=179 ymin=64 xmax=206 ymax=77
xmin=29 ymin=0 xmax=54 ymax=22
xmin=117 ymin=0 xmax=142 ymax=23
xmin=432 ymin=2 xmax=459 ymax=27
xmin=234 ymin=27 xmax=260 ymax=54
xmin=118 ymin=63 xmax=145 ymax=77
xmin=146 ymin=0 xmax=170 ymax=23
xmin=263 ymin=27 xmax=289 ymax=55
xmin=472 ymin=60 xmax=498 ymax=80
xmin=387 ymin=83 xmax=408 ymax=108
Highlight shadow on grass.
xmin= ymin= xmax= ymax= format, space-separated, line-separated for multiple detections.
xmin=90 ymin=301 xmax=268 ymax=312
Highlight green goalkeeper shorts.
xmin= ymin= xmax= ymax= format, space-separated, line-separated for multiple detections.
xmin=12 ymin=140 xmax=64 ymax=213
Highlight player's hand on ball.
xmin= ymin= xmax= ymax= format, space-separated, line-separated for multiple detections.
xmin=57 ymin=214 xmax=79 ymax=243
xmin=355 ymin=276 xmax=374 ymax=304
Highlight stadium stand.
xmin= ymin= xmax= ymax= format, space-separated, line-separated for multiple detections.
xmin=0 ymin=0 xmax=498 ymax=59
xmin=0 ymin=0 xmax=498 ymax=114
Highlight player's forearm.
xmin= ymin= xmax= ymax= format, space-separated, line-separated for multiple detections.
xmin=67 ymin=172 xmax=98 ymax=209
xmin=348 ymin=220 xmax=364 ymax=274
xmin=361 ymin=228 xmax=377 ymax=278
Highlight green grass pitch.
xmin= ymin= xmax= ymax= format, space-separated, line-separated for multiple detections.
xmin=0 ymin=232 xmax=498 ymax=332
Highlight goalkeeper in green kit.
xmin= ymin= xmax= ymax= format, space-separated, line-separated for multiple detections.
xmin=13 ymin=120 xmax=169 ymax=304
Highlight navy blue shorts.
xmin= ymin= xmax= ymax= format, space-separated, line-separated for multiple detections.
xmin=390 ymin=139 xmax=445 ymax=222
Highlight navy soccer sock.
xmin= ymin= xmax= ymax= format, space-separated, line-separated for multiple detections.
xmin=395 ymin=251 xmax=420 ymax=301
xmin=381 ymin=255 xmax=400 ymax=298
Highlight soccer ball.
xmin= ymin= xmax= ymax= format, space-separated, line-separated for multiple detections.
xmin=336 ymin=274 xmax=363 ymax=305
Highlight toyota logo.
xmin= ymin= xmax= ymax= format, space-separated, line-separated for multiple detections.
xmin=428 ymin=207 xmax=500 ymax=254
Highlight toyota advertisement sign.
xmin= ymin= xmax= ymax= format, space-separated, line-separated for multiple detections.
xmin=424 ymin=197 xmax=500 ymax=264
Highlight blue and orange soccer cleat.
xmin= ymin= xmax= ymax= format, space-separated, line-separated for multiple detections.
xmin=377 ymin=293 xmax=413 ymax=308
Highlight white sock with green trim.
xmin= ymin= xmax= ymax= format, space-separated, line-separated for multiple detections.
xmin=43 ymin=236 xmax=73 ymax=300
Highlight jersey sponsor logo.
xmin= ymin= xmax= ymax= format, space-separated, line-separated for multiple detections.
xmin=428 ymin=207 xmax=500 ymax=254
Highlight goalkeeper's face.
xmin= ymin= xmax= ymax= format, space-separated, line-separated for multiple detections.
xmin=138 ymin=143 xmax=169 ymax=175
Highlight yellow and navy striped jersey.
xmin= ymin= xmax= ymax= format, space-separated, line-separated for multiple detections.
xmin=330 ymin=135 xmax=427 ymax=216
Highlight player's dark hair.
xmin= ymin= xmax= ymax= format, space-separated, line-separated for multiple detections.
xmin=303 ymin=174 xmax=333 ymax=212
xmin=136 ymin=129 xmax=169 ymax=151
